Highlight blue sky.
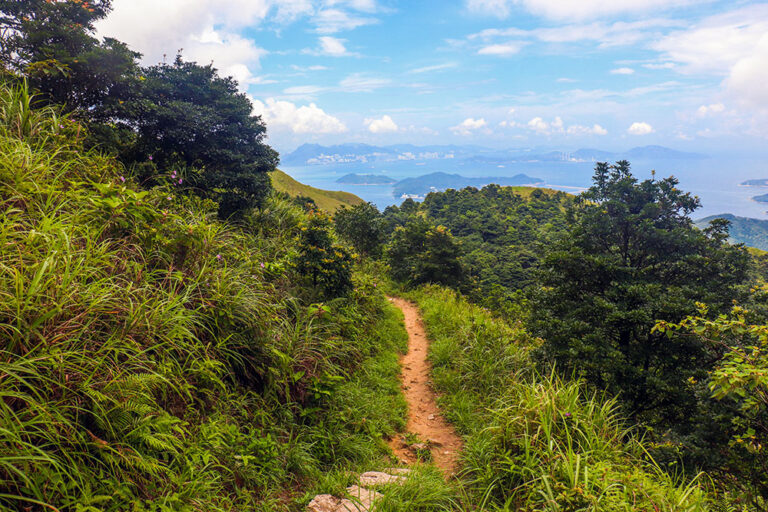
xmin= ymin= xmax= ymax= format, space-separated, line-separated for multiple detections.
xmin=96 ymin=0 xmax=768 ymax=154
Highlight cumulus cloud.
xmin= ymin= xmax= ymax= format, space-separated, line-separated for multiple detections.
xmin=365 ymin=115 xmax=399 ymax=133
xmin=696 ymin=103 xmax=725 ymax=116
xmin=250 ymin=97 xmax=347 ymax=134
xmin=466 ymin=0 xmax=694 ymax=20
xmin=610 ymin=67 xmax=635 ymax=75
xmin=627 ymin=121 xmax=654 ymax=135
xmin=567 ymin=124 xmax=608 ymax=135
xmin=451 ymin=118 xmax=488 ymax=135
xmin=96 ymin=1 xmax=274 ymax=89
xmin=724 ymin=34 xmax=768 ymax=109
xmin=477 ymin=42 xmax=526 ymax=56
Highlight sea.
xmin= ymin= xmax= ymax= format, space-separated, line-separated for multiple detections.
xmin=282 ymin=156 xmax=768 ymax=220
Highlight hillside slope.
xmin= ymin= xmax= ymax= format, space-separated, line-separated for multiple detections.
xmin=270 ymin=169 xmax=364 ymax=211
xmin=696 ymin=213 xmax=768 ymax=250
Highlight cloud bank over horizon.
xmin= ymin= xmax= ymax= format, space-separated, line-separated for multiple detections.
xmin=96 ymin=0 xmax=768 ymax=152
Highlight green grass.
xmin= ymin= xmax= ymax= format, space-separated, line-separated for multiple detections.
xmin=406 ymin=285 xmax=714 ymax=511
xmin=0 ymin=83 xmax=408 ymax=511
xmin=270 ymin=169 xmax=365 ymax=212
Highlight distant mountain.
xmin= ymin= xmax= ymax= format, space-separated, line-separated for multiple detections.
xmin=392 ymin=172 xmax=544 ymax=198
xmin=336 ymin=173 xmax=397 ymax=185
xmin=695 ymin=214 xmax=768 ymax=250
xmin=622 ymin=145 xmax=705 ymax=160
xmin=281 ymin=143 xmax=707 ymax=167
xmin=753 ymin=193 xmax=768 ymax=203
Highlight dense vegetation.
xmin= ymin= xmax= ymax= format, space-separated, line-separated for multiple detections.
xmin=0 ymin=84 xmax=415 ymax=510
xmin=2 ymin=1 xmax=768 ymax=509
xmin=696 ymin=214 xmax=768 ymax=251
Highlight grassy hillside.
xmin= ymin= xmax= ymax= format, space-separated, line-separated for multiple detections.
xmin=0 ymin=85 xmax=412 ymax=511
xmin=270 ymin=169 xmax=364 ymax=212
xmin=407 ymin=285 xmax=712 ymax=511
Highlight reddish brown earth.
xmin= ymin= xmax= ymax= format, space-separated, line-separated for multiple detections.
xmin=387 ymin=297 xmax=463 ymax=475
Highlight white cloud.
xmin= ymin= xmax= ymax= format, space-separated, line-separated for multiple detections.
xmin=527 ymin=116 xmax=551 ymax=134
xmin=696 ymin=103 xmax=725 ymax=116
xmin=467 ymin=0 xmax=695 ymax=21
xmin=314 ymin=36 xmax=352 ymax=56
xmin=339 ymin=73 xmax=391 ymax=92
xmin=250 ymin=97 xmax=347 ymax=134
xmin=499 ymin=120 xmax=518 ymax=127
xmin=300 ymin=35 xmax=360 ymax=58
xmin=652 ymin=6 xmax=768 ymax=76
xmin=96 ymin=1 xmax=273 ymax=89
xmin=627 ymin=121 xmax=654 ymax=135
xmin=567 ymin=124 xmax=608 ymax=135
xmin=557 ymin=77 xmax=577 ymax=83
xmin=724 ymin=34 xmax=768 ymax=109
xmin=313 ymin=8 xmax=377 ymax=33
xmin=477 ymin=42 xmax=526 ymax=56
xmin=451 ymin=118 xmax=488 ymax=135
xmin=409 ymin=62 xmax=458 ymax=74
xmin=365 ymin=115 xmax=399 ymax=133
xmin=610 ymin=67 xmax=635 ymax=75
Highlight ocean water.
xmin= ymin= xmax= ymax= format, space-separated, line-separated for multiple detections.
xmin=282 ymin=156 xmax=768 ymax=220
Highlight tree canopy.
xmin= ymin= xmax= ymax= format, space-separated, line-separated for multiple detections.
xmin=530 ymin=161 xmax=750 ymax=426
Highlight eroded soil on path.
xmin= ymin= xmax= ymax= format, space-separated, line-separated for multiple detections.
xmin=387 ymin=297 xmax=463 ymax=475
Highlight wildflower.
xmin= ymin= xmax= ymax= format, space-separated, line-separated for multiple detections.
xmin=167 ymin=196 xmax=172 ymax=201
xmin=59 ymin=124 xmax=64 ymax=129
xmin=564 ymin=412 xmax=572 ymax=418
xmin=260 ymin=262 xmax=265 ymax=268
xmin=178 ymin=178 xmax=183 ymax=185
xmin=216 ymin=254 xmax=222 ymax=260
xmin=119 ymin=176 xmax=125 ymax=183
xmin=148 ymin=155 xmax=153 ymax=161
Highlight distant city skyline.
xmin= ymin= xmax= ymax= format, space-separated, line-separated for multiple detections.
xmin=97 ymin=1 xmax=768 ymax=153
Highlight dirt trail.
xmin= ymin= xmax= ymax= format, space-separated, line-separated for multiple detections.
xmin=387 ymin=297 xmax=463 ymax=475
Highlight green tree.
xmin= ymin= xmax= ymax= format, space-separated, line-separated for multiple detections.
xmin=334 ymin=202 xmax=385 ymax=257
xmin=386 ymin=218 xmax=463 ymax=287
xmin=125 ymin=56 xmax=277 ymax=218
xmin=295 ymin=211 xmax=353 ymax=299
xmin=530 ymin=161 xmax=750 ymax=427
xmin=0 ymin=0 xmax=140 ymax=117
xmin=656 ymin=304 xmax=768 ymax=505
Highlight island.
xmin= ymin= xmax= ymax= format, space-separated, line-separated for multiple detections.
xmin=336 ymin=173 xmax=397 ymax=185
xmin=753 ymin=193 xmax=768 ymax=203
xmin=741 ymin=179 xmax=768 ymax=187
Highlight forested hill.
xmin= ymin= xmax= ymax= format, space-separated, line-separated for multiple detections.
xmin=381 ymin=185 xmax=573 ymax=311
xmin=696 ymin=213 xmax=768 ymax=250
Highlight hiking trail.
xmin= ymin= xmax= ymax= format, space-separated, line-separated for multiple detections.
xmin=387 ymin=297 xmax=463 ymax=474
xmin=306 ymin=298 xmax=462 ymax=511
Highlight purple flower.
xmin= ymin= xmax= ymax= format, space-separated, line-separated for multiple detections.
xmin=216 ymin=254 xmax=222 ymax=260
xmin=260 ymin=262 xmax=265 ymax=268
xmin=564 ymin=412 xmax=572 ymax=417
xmin=167 ymin=196 xmax=172 ymax=201
xmin=178 ymin=178 xmax=183 ymax=185
xmin=59 ymin=124 xmax=64 ymax=129
xmin=119 ymin=176 xmax=125 ymax=183
xmin=148 ymin=155 xmax=153 ymax=161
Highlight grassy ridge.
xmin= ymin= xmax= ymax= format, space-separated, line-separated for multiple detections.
xmin=408 ymin=285 xmax=712 ymax=511
xmin=0 ymin=85 xmax=407 ymax=511
xmin=270 ymin=169 xmax=364 ymax=212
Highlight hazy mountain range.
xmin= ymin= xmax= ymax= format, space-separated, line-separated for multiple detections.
xmin=281 ymin=143 xmax=705 ymax=167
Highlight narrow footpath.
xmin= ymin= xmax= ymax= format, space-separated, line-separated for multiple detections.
xmin=306 ymin=298 xmax=462 ymax=511
xmin=387 ymin=297 xmax=463 ymax=475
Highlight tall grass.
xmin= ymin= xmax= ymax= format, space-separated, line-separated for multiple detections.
xmin=408 ymin=285 xmax=713 ymax=511
xmin=0 ymin=83 xmax=409 ymax=511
